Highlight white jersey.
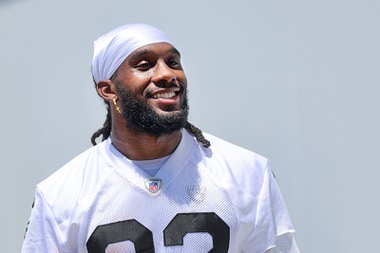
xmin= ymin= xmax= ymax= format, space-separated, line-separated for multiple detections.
xmin=22 ymin=130 xmax=299 ymax=253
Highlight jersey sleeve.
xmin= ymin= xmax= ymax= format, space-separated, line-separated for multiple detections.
xmin=264 ymin=233 xmax=299 ymax=253
xmin=241 ymin=165 xmax=299 ymax=253
xmin=21 ymin=188 xmax=66 ymax=253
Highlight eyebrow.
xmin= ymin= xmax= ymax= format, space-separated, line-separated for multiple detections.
xmin=168 ymin=47 xmax=181 ymax=57
xmin=130 ymin=49 xmax=151 ymax=61
xmin=129 ymin=46 xmax=181 ymax=61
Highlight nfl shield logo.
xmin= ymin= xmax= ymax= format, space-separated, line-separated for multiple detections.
xmin=145 ymin=178 xmax=162 ymax=193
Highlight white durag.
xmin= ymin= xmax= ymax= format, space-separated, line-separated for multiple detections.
xmin=92 ymin=23 xmax=172 ymax=84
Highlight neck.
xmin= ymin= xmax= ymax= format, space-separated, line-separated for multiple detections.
xmin=111 ymin=120 xmax=182 ymax=161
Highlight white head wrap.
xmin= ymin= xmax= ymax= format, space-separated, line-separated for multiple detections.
xmin=92 ymin=23 xmax=172 ymax=84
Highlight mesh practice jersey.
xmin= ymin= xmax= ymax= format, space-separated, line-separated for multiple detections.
xmin=22 ymin=130 xmax=299 ymax=253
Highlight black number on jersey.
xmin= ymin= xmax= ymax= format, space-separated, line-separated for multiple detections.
xmin=164 ymin=213 xmax=230 ymax=252
xmin=86 ymin=212 xmax=230 ymax=253
xmin=86 ymin=219 xmax=154 ymax=252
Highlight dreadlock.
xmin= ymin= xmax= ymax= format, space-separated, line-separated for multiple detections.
xmin=91 ymin=101 xmax=112 ymax=146
xmin=90 ymin=76 xmax=113 ymax=146
xmin=183 ymin=122 xmax=210 ymax=148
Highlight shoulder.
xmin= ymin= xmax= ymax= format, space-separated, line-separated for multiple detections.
xmin=189 ymin=132 xmax=297 ymax=251
xmin=198 ymin=132 xmax=270 ymax=197
xmin=204 ymin=133 xmax=267 ymax=160
xmin=202 ymin=132 xmax=268 ymax=172
xmin=36 ymin=140 xmax=114 ymax=225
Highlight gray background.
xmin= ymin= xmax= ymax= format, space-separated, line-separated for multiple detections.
xmin=1 ymin=0 xmax=379 ymax=252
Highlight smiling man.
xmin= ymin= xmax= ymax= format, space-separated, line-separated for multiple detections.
xmin=22 ymin=24 xmax=299 ymax=253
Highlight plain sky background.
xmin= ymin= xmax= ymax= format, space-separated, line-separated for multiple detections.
xmin=1 ymin=0 xmax=379 ymax=252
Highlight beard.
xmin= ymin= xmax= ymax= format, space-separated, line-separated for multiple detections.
xmin=115 ymin=82 xmax=189 ymax=136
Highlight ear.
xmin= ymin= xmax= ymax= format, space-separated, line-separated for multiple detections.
xmin=97 ymin=80 xmax=117 ymax=102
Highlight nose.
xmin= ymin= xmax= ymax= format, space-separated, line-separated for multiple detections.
xmin=152 ymin=60 xmax=176 ymax=86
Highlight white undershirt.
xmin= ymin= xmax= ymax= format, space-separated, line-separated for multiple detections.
xmin=130 ymin=155 xmax=171 ymax=177
xmin=109 ymin=133 xmax=182 ymax=177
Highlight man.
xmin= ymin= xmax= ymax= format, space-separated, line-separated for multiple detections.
xmin=22 ymin=23 xmax=299 ymax=252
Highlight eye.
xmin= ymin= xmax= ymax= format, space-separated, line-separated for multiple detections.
xmin=135 ymin=61 xmax=151 ymax=70
xmin=168 ymin=59 xmax=181 ymax=68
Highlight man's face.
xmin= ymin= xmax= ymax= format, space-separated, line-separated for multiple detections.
xmin=113 ymin=42 xmax=189 ymax=136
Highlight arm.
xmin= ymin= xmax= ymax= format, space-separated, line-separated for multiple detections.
xmin=22 ymin=188 xmax=65 ymax=253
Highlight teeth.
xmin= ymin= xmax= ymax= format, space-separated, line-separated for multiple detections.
xmin=153 ymin=92 xmax=176 ymax=99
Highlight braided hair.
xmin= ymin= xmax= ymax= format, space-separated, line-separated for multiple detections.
xmin=90 ymin=101 xmax=112 ymax=146
xmin=183 ymin=121 xmax=210 ymax=148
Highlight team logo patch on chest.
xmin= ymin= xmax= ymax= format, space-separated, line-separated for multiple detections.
xmin=145 ymin=178 xmax=162 ymax=193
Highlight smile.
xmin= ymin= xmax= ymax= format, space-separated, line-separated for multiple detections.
xmin=152 ymin=91 xmax=176 ymax=99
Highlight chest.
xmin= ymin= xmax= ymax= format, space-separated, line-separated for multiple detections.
xmin=69 ymin=165 xmax=250 ymax=252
